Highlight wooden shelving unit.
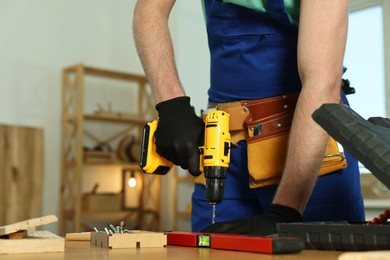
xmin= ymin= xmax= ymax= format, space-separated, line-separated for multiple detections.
xmin=59 ymin=64 xmax=159 ymax=235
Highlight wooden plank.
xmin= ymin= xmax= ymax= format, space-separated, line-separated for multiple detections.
xmin=63 ymin=64 xmax=148 ymax=83
xmin=84 ymin=66 xmax=147 ymax=83
xmin=3 ymin=227 xmax=36 ymax=239
xmin=0 ymin=215 xmax=58 ymax=236
xmin=91 ymin=231 xmax=166 ymax=249
xmin=0 ymin=231 xmax=64 ymax=254
xmin=63 ymin=64 xmax=79 ymax=73
xmin=60 ymin=69 xmax=72 ymax=236
xmin=65 ymin=232 xmax=91 ymax=241
xmin=4 ymin=230 xmax=28 ymax=239
xmin=0 ymin=125 xmax=43 ymax=226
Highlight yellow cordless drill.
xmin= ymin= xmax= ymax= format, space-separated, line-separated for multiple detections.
xmin=140 ymin=110 xmax=231 ymax=205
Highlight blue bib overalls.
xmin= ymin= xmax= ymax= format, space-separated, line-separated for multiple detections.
xmin=191 ymin=0 xmax=365 ymax=231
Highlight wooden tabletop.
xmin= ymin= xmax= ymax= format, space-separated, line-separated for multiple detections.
xmin=0 ymin=241 xmax=345 ymax=260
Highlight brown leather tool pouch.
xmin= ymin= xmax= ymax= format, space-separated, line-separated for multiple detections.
xmin=245 ymin=92 xmax=347 ymax=188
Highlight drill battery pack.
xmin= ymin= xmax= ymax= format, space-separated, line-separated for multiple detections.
xmin=139 ymin=120 xmax=173 ymax=175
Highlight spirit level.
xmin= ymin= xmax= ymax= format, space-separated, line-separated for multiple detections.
xmin=166 ymin=232 xmax=304 ymax=254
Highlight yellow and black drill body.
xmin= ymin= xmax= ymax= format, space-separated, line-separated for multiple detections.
xmin=140 ymin=110 xmax=231 ymax=204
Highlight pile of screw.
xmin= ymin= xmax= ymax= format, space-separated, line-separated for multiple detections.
xmin=94 ymin=221 xmax=133 ymax=234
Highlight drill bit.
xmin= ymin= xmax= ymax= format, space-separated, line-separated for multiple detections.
xmin=212 ymin=204 xmax=216 ymax=224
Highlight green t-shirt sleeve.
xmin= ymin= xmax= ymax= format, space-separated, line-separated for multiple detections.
xmin=284 ymin=0 xmax=300 ymax=25
xmin=223 ymin=0 xmax=267 ymax=11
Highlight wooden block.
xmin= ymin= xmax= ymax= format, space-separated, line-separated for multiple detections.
xmin=91 ymin=231 xmax=167 ymax=249
xmin=65 ymin=232 xmax=91 ymax=241
xmin=0 ymin=215 xmax=58 ymax=236
xmin=0 ymin=231 xmax=64 ymax=254
xmin=2 ymin=230 xmax=28 ymax=239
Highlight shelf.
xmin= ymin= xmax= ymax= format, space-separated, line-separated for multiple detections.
xmin=64 ymin=159 xmax=142 ymax=169
xmin=83 ymin=162 xmax=142 ymax=170
xmin=64 ymin=113 xmax=149 ymax=124
xmin=84 ymin=113 xmax=149 ymax=124
xmin=60 ymin=64 xmax=158 ymax=234
xmin=82 ymin=210 xmax=139 ymax=221
xmin=64 ymin=64 xmax=148 ymax=83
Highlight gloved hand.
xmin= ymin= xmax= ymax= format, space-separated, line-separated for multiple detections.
xmin=155 ymin=96 xmax=204 ymax=176
xmin=201 ymin=204 xmax=302 ymax=236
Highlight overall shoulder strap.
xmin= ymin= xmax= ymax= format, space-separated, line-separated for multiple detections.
xmin=266 ymin=0 xmax=285 ymax=12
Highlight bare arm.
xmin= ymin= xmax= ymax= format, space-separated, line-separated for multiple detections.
xmin=133 ymin=0 xmax=185 ymax=103
xmin=273 ymin=0 xmax=349 ymax=212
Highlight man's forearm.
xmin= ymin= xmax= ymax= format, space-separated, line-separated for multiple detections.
xmin=133 ymin=0 xmax=185 ymax=103
xmin=273 ymin=0 xmax=349 ymax=213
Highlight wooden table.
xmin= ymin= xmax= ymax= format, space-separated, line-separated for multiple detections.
xmin=0 ymin=241 xmax=345 ymax=260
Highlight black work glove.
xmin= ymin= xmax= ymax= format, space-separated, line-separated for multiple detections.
xmin=201 ymin=204 xmax=302 ymax=236
xmin=155 ymin=96 xmax=204 ymax=176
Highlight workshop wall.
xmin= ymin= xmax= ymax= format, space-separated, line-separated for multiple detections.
xmin=0 ymin=1 xmax=209 ymax=233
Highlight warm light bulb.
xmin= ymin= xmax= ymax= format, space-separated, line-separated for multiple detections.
xmin=128 ymin=177 xmax=137 ymax=188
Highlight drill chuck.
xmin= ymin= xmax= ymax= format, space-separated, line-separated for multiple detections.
xmin=204 ymin=166 xmax=227 ymax=204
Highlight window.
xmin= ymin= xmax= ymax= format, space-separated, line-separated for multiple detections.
xmin=344 ymin=5 xmax=386 ymax=119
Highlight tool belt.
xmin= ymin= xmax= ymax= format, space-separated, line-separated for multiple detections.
xmin=194 ymin=92 xmax=347 ymax=188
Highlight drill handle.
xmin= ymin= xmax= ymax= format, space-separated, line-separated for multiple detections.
xmin=140 ymin=120 xmax=173 ymax=175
